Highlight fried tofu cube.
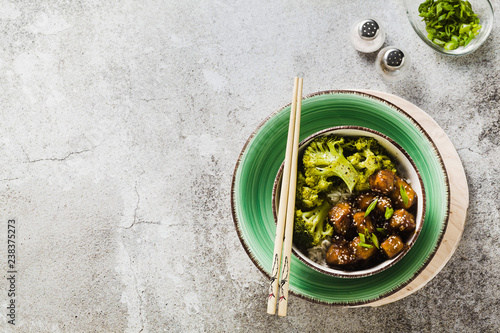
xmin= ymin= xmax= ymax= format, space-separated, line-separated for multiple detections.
xmin=389 ymin=209 xmax=416 ymax=233
xmin=390 ymin=176 xmax=417 ymax=209
xmin=328 ymin=202 xmax=352 ymax=236
xmin=350 ymin=236 xmax=376 ymax=260
xmin=326 ymin=241 xmax=353 ymax=266
xmin=381 ymin=235 xmax=404 ymax=259
xmin=369 ymin=170 xmax=396 ymax=195
xmin=353 ymin=211 xmax=375 ymax=234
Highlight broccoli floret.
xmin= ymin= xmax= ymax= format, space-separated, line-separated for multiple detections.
xmin=346 ymin=137 xmax=397 ymax=192
xmin=293 ymin=201 xmax=333 ymax=250
xmin=302 ymin=136 xmax=359 ymax=192
xmin=304 ymin=173 xmax=332 ymax=193
xmin=295 ymin=171 xmax=323 ymax=209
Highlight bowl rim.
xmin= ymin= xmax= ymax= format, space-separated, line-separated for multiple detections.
xmin=403 ymin=0 xmax=494 ymax=56
xmin=271 ymin=125 xmax=427 ymax=278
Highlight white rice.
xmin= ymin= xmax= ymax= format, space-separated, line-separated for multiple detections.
xmin=307 ymin=238 xmax=332 ymax=266
xmin=326 ymin=185 xmax=352 ymax=205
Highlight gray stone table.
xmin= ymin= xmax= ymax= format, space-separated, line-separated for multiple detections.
xmin=0 ymin=0 xmax=499 ymax=332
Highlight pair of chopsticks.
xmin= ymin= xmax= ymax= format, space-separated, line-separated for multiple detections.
xmin=267 ymin=77 xmax=303 ymax=317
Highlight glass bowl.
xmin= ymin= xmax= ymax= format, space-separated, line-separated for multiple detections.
xmin=403 ymin=0 xmax=494 ymax=56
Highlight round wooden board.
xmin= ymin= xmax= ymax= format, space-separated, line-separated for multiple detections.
xmin=351 ymin=90 xmax=469 ymax=307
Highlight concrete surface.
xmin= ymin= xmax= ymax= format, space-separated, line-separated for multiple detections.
xmin=0 ymin=0 xmax=499 ymax=332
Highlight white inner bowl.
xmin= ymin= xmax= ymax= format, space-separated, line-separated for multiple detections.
xmin=272 ymin=126 xmax=426 ymax=278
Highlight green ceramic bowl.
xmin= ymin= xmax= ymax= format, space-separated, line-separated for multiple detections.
xmin=231 ymin=91 xmax=449 ymax=305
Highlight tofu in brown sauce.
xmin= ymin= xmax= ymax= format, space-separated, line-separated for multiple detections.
xmin=369 ymin=169 xmax=396 ymax=195
xmin=328 ymin=202 xmax=352 ymax=236
xmin=352 ymin=211 xmax=375 ymax=234
xmin=325 ymin=241 xmax=353 ymax=266
xmin=389 ymin=209 xmax=416 ymax=233
xmin=391 ymin=176 xmax=417 ymax=209
xmin=350 ymin=236 xmax=376 ymax=260
xmin=355 ymin=192 xmax=376 ymax=210
xmin=321 ymin=169 xmax=418 ymax=271
xmin=356 ymin=192 xmax=393 ymax=217
xmin=375 ymin=195 xmax=392 ymax=215
xmin=381 ymin=235 xmax=404 ymax=259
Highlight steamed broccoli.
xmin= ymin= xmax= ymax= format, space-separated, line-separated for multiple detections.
xmin=295 ymin=171 xmax=323 ymax=209
xmin=293 ymin=200 xmax=333 ymax=250
xmin=304 ymin=173 xmax=332 ymax=193
xmin=302 ymin=136 xmax=359 ymax=192
xmin=345 ymin=137 xmax=397 ymax=192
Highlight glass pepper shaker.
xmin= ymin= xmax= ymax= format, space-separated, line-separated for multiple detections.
xmin=375 ymin=46 xmax=411 ymax=82
xmin=350 ymin=18 xmax=385 ymax=53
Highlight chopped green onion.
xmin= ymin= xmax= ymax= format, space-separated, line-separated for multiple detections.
xmin=385 ymin=207 xmax=394 ymax=220
xmin=359 ymin=233 xmax=366 ymax=243
xmin=400 ymin=185 xmax=409 ymax=207
xmin=376 ymin=227 xmax=389 ymax=236
xmin=433 ymin=38 xmax=446 ymax=46
xmin=418 ymin=0 xmax=481 ymax=50
xmin=459 ymin=23 xmax=471 ymax=34
xmin=364 ymin=198 xmax=378 ymax=217
xmin=444 ymin=41 xmax=459 ymax=50
xmin=364 ymin=229 xmax=370 ymax=238
xmin=371 ymin=233 xmax=380 ymax=249
xmin=359 ymin=243 xmax=374 ymax=249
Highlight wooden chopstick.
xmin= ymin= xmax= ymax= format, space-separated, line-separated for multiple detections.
xmin=277 ymin=77 xmax=302 ymax=316
xmin=267 ymin=77 xmax=303 ymax=316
